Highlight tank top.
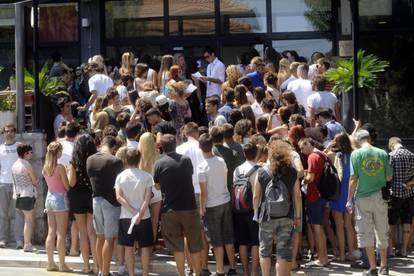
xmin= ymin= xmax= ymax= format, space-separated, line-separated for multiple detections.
xmin=43 ymin=167 xmax=66 ymax=193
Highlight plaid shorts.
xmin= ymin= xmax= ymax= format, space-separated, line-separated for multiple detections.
xmin=203 ymin=202 xmax=234 ymax=247
xmin=259 ymin=217 xmax=294 ymax=260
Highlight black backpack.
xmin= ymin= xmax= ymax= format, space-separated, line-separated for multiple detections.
xmin=231 ymin=165 xmax=259 ymax=214
xmin=315 ymin=152 xmax=341 ymax=201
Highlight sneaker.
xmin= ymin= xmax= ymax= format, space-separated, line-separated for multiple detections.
xmin=23 ymin=244 xmax=36 ymax=252
xmin=362 ymin=269 xmax=378 ymax=276
xmin=16 ymin=241 xmax=23 ymax=250
xmin=0 ymin=241 xmax=6 ymax=248
xmin=350 ymin=260 xmax=370 ymax=269
xmin=226 ymin=268 xmax=237 ymax=275
xmin=118 ymin=265 xmax=126 ymax=275
xmin=379 ymin=266 xmax=389 ymax=275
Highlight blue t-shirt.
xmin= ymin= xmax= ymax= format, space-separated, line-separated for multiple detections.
xmin=325 ymin=120 xmax=346 ymax=141
xmin=246 ymin=71 xmax=265 ymax=89
xmin=218 ymin=103 xmax=235 ymax=121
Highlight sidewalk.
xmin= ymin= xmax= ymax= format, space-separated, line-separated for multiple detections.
xmin=0 ymin=244 xmax=413 ymax=275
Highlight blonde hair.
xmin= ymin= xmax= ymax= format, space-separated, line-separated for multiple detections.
xmin=138 ymin=132 xmax=159 ymax=175
xmin=225 ymin=65 xmax=243 ymax=88
xmin=43 ymin=142 xmax=62 ymax=176
xmin=277 ymin=58 xmax=291 ymax=87
xmin=120 ymin=52 xmax=134 ymax=76
xmin=170 ymin=81 xmax=186 ymax=97
xmin=115 ymin=146 xmax=129 ymax=167
xmin=251 ymin=56 xmax=269 ymax=77
xmin=92 ymin=111 xmax=109 ymax=130
xmin=158 ymin=55 xmax=174 ymax=86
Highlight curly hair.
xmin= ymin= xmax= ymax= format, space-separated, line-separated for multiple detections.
xmin=268 ymin=139 xmax=292 ymax=176
xmin=71 ymin=134 xmax=97 ymax=172
xmin=225 ymin=65 xmax=243 ymax=88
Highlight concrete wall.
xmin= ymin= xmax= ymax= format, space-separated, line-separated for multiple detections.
xmin=0 ymin=132 xmax=47 ymax=244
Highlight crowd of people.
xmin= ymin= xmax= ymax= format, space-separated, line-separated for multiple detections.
xmin=0 ymin=46 xmax=414 ymax=276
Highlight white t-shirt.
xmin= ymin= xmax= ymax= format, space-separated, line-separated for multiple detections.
xmin=126 ymin=139 xmax=139 ymax=149
xmin=233 ymin=160 xmax=259 ymax=191
xmin=307 ymin=91 xmax=338 ymax=113
xmin=206 ymin=58 xmax=225 ymax=97
xmin=116 ymin=85 xmax=129 ymax=101
xmin=12 ymin=158 xmax=37 ymax=198
xmin=114 ymin=168 xmax=153 ymax=219
xmin=251 ymin=101 xmax=264 ymax=119
xmin=88 ymin=73 xmax=114 ymax=97
xmin=0 ymin=142 xmax=18 ymax=184
xmin=246 ymin=91 xmax=255 ymax=104
xmin=58 ymin=139 xmax=74 ymax=167
xmin=197 ymin=156 xmax=230 ymax=208
xmin=176 ymin=139 xmax=204 ymax=194
xmin=147 ymin=68 xmax=156 ymax=82
xmin=308 ymin=64 xmax=318 ymax=81
xmin=287 ymin=78 xmax=312 ymax=116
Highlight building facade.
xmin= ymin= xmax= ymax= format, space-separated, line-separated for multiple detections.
xmin=0 ymin=0 xmax=413 ymax=141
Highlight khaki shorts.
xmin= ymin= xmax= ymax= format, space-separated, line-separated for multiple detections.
xmin=354 ymin=191 xmax=389 ymax=249
xmin=161 ymin=209 xmax=202 ymax=253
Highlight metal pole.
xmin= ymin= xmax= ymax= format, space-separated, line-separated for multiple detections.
xmin=32 ymin=0 xmax=40 ymax=130
xmin=15 ymin=2 xmax=25 ymax=133
xmin=350 ymin=0 xmax=359 ymax=120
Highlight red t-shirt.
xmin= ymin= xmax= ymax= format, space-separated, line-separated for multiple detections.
xmin=306 ymin=152 xmax=325 ymax=202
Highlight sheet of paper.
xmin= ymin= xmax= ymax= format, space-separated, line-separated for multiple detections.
xmin=185 ymin=83 xmax=198 ymax=94
xmin=127 ymin=212 xmax=140 ymax=235
xmin=191 ymin=72 xmax=203 ymax=79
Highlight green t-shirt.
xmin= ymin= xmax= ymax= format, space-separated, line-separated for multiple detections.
xmin=350 ymin=146 xmax=392 ymax=198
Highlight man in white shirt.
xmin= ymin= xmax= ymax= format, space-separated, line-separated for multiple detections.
xmin=307 ymin=75 xmax=340 ymax=127
xmin=176 ymin=122 xmax=210 ymax=274
xmin=115 ymin=148 xmax=153 ymax=276
xmin=0 ymin=124 xmax=24 ymax=248
xmin=287 ymin=64 xmax=312 ymax=116
xmin=78 ymin=61 xmax=114 ymax=112
xmin=200 ymin=47 xmax=225 ymax=98
xmin=198 ymin=134 xmax=237 ymax=276
xmin=57 ymin=122 xmax=79 ymax=167
xmin=232 ymin=143 xmax=260 ymax=276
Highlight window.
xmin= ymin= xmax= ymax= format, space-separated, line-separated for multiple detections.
xmin=359 ymin=33 xmax=414 ymax=138
xmin=272 ymin=39 xmax=332 ymax=60
xmin=271 ymin=0 xmax=332 ymax=32
xmin=0 ymin=8 xmax=14 ymax=43
xmin=106 ymin=46 xmax=161 ymax=65
xmin=359 ymin=0 xmax=414 ymax=30
xmin=38 ymin=3 xmax=79 ymax=42
xmin=169 ymin=0 xmax=215 ymax=35
xmin=221 ymin=0 xmax=267 ymax=33
xmin=221 ymin=44 xmax=264 ymax=65
xmin=0 ymin=49 xmax=14 ymax=90
xmin=106 ymin=0 xmax=164 ymax=38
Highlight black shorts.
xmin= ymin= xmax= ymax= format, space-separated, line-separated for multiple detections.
xmin=233 ymin=212 xmax=259 ymax=246
xmin=118 ymin=218 xmax=154 ymax=248
xmin=15 ymin=197 xmax=35 ymax=211
xmin=388 ymin=196 xmax=414 ymax=225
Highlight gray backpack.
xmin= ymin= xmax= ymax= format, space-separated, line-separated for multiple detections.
xmin=259 ymin=167 xmax=291 ymax=222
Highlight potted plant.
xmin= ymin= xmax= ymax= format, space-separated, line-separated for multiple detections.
xmin=325 ymin=49 xmax=389 ymax=129
xmin=0 ymin=93 xmax=16 ymax=131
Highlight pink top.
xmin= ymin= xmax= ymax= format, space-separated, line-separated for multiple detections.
xmin=43 ymin=167 xmax=66 ymax=193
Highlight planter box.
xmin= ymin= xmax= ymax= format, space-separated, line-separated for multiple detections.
xmin=0 ymin=111 xmax=16 ymax=130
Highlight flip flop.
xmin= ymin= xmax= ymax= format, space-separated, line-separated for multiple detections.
xmin=304 ymin=260 xmax=330 ymax=268
xmin=46 ymin=265 xmax=58 ymax=272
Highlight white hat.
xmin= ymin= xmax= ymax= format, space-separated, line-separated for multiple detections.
xmin=155 ymin=95 xmax=169 ymax=106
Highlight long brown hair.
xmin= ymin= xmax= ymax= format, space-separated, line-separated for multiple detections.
xmin=268 ymin=139 xmax=292 ymax=176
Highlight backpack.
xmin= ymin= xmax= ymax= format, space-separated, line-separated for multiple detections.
xmin=231 ymin=165 xmax=259 ymax=214
xmin=315 ymin=152 xmax=341 ymax=201
xmin=259 ymin=167 xmax=291 ymax=222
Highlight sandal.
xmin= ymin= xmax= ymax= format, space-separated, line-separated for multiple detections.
xmin=46 ymin=265 xmax=58 ymax=272
xmin=304 ymin=260 xmax=330 ymax=268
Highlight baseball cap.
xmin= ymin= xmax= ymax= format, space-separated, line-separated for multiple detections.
xmin=155 ymin=95 xmax=169 ymax=106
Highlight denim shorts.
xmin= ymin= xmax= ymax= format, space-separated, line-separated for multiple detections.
xmin=45 ymin=192 xmax=69 ymax=212
xmin=306 ymin=197 xmax=326 ymax=225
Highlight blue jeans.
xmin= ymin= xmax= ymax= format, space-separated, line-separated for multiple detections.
xmin=0 ymin=184 xmax=24 ymax=243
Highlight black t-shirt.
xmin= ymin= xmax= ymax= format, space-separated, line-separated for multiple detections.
xmin=86 ymin=152 xmax=123 ymax=206
xmin=213 ymin=144 xmax=243 ymax=191
xmin=153 ymin=152 xmax=196 ymax=213
xmin=257 ymin=166 xmax=297 ymax=218
xmin=154 ymin=121 xmax=177 ymax=135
